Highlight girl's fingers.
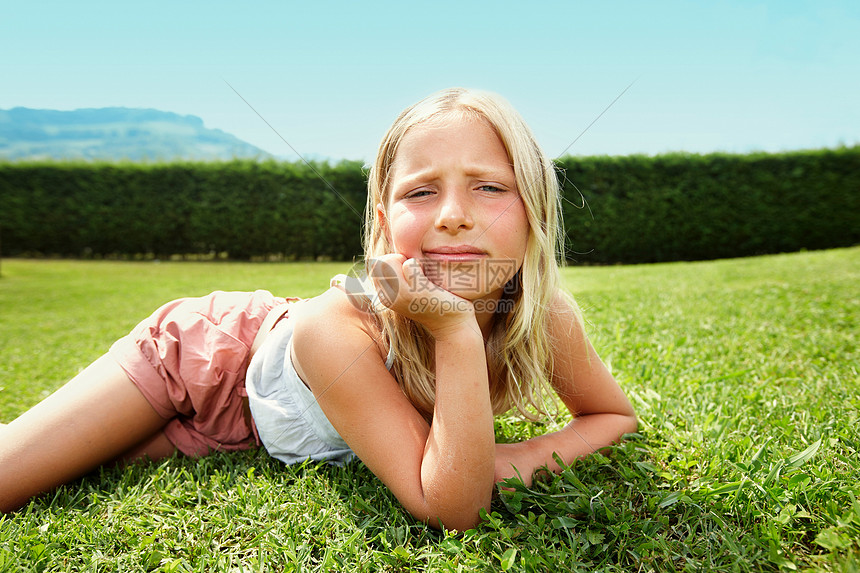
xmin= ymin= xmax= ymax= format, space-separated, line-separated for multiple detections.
xmin=368 ymin=255 xmax=476 ymax=335
xmin=401 ymin=258 xmax=431 ymax=297
xmin=368 ymin=255 xmax=406 ymax=308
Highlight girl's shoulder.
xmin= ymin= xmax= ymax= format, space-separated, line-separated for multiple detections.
xmin=289 ymin=286 xmax=388 ymax=370
xmin=545 ymin=289 xmax=590 ymax=384
xmin=295 ymin=285 xmax=380 ymax=329
xmin=547 ymin=289 xmax=584 ymax=336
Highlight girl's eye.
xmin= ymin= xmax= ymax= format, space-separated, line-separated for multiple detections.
xmin=405 ymin=189 xmax=433 ymax=199
xmin=479 ymin=185 xmax=506 ymax=193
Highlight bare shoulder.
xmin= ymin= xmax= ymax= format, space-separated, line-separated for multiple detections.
xmin=547 ymin=288 xmax=601 ymax=403
xmin=289 ymin=287 xmax=388 ymax=383
xmin=547 ymin=289 xmax=587 ymax=345
xmin=288 ymin=285 xmax=420 ymax=435
xmin=288 ymin=287 xmax=435 ymax=518
xmin=547 ymin=289 xmax=634 ymax=418
xmin=292 ymin=287 xmax=381 ymax=342
xmin=290 ymin=287 xmax=376 ymax=325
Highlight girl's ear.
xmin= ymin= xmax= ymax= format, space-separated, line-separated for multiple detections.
xmin=376 ymin=202 xmax=389 ymax=240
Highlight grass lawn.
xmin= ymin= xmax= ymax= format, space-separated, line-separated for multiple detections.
xmin=0 ymin=248 xmax=858 ymax=572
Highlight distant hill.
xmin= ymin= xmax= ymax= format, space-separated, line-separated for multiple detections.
xmin=0 ymin=107 xmax=272 ymax=162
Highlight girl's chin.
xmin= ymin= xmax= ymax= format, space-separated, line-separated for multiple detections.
xmin=421 ymin=260 xmax=515 ymax=301
xmin=427 ymin=278 xmax=506 ymax=305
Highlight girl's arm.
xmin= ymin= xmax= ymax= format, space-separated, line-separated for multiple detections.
xmin=494 ymin=291 xmax=638 ymax=486
xmin=291 ymin=257 xmax=496 ymax=531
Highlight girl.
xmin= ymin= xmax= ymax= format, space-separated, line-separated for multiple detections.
xmin=0 ymin=88 xmax=637 ymax=530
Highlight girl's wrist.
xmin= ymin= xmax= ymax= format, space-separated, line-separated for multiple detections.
xmin=430 ymin=317 xmax=482 ymax=344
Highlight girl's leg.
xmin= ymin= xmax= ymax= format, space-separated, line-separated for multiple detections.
xmin=0 ymin=354 xmax=169 ymax=512
xmin=115 ymin=431 xmax=177 ymax=465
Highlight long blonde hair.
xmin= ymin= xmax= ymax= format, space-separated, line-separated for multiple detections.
xmin=364 ymin=88 xmax=568 ymax=420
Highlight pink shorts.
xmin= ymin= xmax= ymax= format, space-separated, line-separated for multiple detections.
xmin=108 ymin=290 xmax=287 ymax=457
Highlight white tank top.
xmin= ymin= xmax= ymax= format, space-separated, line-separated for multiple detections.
xmin=245 ymin=305 xmax=394 ymax=465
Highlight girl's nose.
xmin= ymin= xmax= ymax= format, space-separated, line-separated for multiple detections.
xmin=435 ymin=191 xmax=474 ymax=232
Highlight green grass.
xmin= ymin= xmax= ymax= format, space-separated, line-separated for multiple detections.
xmin=1 ymin=248 xmax=858 ymax=572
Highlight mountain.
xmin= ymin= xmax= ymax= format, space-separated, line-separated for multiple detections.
xmin=0 ymin=107 xmax=272 ymax=162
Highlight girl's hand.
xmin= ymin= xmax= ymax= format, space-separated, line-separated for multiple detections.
xmin=369 ymin=254 xmax=478 ymax=339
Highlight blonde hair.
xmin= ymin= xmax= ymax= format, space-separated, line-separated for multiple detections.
xmin=364 ymin=88 xmax=569 ymax=421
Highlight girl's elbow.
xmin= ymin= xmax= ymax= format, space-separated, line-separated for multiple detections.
xmin=445 ymin=513 xmax=485 ymax=532
xmin=411 ymin=490 xmax=493 ymax=532
xmin=411 ymin=467 xmax=495 ymax=531
xmin=422 ymin=504 xmax=488 ymax=532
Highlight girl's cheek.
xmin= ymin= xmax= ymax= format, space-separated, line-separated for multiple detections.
xmin=388 ymin=220 xmax=421 ymax=255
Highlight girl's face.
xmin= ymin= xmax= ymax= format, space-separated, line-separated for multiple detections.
xmin=379 ymin=115 xmax=529 ymax=302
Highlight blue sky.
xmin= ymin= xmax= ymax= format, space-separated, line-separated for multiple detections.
xmin=2 ymin=0 xmax=858 ymax=161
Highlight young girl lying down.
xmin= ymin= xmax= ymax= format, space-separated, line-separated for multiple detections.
xmin=0 ymin=88 xmax=637 ymax=530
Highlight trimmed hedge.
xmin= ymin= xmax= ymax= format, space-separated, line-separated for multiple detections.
xmin=0 ymin=160 xmax=366 ymax=261
xmin=0 ymin=147 xmax=857 ymax=263
xmin=556 ymin=147 xmax=859 ymax=263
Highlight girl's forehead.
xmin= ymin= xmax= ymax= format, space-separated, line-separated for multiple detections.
xmin=393 ymin=115 xmax=506 ymax=163
xmin=390 ymin=116 xmax=511 ymax=176
xmin=404 ymin=110 xmax=487 ymax=138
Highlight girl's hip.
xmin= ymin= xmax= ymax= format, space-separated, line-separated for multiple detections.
xmin=107 ymin=290 xmax=292 ymax=456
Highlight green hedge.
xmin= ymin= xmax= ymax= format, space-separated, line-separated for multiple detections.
xmin=557 ymin=147 xmax=859 ymax=263
xmin=0 ymin=160 xmax=367 ymax=261
xmin=0 ymin=148 xmax=857 ymax=263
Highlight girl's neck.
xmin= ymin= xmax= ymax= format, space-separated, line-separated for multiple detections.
xmin=474 ymin=294 xmax=506 ymax=340
xmin=476 ymin=308 xmax=495 ymax=340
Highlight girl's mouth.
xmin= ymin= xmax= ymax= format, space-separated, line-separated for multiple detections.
xmin=422 ymin=246 xmax=487 ymax=262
